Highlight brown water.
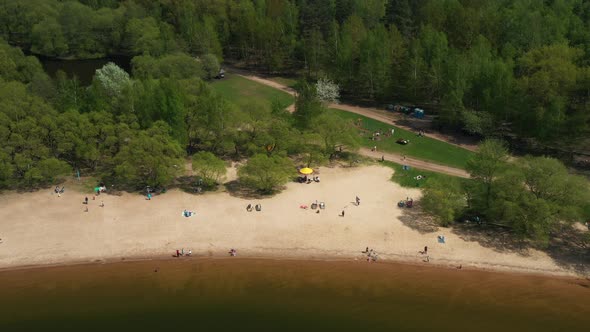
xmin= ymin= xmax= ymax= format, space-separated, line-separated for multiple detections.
xmin=0 ymin=259 xmax=588 ymax=332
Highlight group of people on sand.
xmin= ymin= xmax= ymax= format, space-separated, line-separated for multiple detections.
xmin=299 ymin=175 xmax=320 ymax=184
xmin=362 ymin=247 xmax=378 ymax=262
xmin=246 ymin=203 xmax=262 ymax=212
xmin=174 ymin=248 xmax=237 ymax=257
xmin=175 ymin=248 xmax=192 ymax=257
xmin=82 ymin=195 xmax=104 ymax=212
xmin=53 ymin=186 xmax=65 ymax=197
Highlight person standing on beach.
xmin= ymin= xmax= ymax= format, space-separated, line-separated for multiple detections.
xmin=340 ymin=210 xmax=345 ymax=217
xmin=356 ymin=196 xmax=360 ymax=206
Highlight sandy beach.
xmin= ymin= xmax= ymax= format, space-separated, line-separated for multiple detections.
xmin=0 ymin=165 xmax=586 ymax=276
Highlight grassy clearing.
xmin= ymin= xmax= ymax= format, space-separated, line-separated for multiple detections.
xmin=382 ymin=161 xmax=465 ymax=188
xmin=331 ymin=109 xmax=474 ymax=169
xmin=211 ymin=74 xmax=294 ymax=109
xmin=267 ymin=76 xmax=298 ymax=88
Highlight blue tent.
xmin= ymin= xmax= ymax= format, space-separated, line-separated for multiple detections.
xmin=413 ymin=108 xmax=425 ymax=119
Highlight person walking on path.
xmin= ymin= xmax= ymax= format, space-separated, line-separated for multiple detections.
xmin=340 ymin=210 xmax=345 ymax=217
xmin=100 ymin=201 xmax=104 ymax=207
xmin=176 ymin=249 xmax=180 ymax=257
xmin=424 ymin=246 xmax=428 ymax=255
xmin=84 ymin=197 xmax=88 ymax=204
xmin=356 ymin=196 xmax=360 ymax=206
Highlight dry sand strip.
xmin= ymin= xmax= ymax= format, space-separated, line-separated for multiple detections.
xmin=229 ymin=68 xmax=478 ymax=152
xmin=0 ymin=165 xmax=578 ymax=277
xmin=359 ymin=148 xmax=470 ymax=178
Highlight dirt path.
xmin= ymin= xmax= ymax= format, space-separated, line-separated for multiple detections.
xmin=229 ymin=68 xmax=478 ymax=152
xmin=359 ymin=148 xmax=470 ymax=178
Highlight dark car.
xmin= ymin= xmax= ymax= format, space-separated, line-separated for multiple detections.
xmin=396 ymin=138 xmax=409 ymax=145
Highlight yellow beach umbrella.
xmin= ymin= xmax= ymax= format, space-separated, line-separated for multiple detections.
xmin=299 ymin=167 xmax=314 ymax=175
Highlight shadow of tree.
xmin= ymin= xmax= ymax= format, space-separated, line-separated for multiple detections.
xmin=174 ymin=176 xmax=206 ymax=194
xmin=450 ymin=222 xmax=590 ymax=273
xmin=546 ymin=223 xmax=590 ymax=275
xmin=224 ymin=180 xmax=282 ymax=199
xmin=451 ymin=224 xmax=529 ymax=255
xmin=398 ymin=206 xmax=439 ymax=234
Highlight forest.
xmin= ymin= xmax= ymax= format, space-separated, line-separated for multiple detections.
xmin=0 ymin=0 xmax=589 ymax=243
xmin=1 ymin=0 xmax=589 ymax=146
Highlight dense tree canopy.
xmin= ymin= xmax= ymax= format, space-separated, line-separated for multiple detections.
xmin=1 ymin=0 xmax=590 ymax=191
xmin=1 ymin=0 xmax=589 ymax=149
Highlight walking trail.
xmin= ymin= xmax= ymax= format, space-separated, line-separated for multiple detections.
xmin=231 ymin=69 xmax=472 ymax=178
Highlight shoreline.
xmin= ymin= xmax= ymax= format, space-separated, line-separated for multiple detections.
xmin=0 ymin=249 xmax=584 ymax=280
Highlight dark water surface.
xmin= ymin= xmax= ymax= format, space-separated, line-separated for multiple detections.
xmin=0 ymin=259 xmax=588 ymax=332
xmin=37 ymin=55 xmax=132 ymax=85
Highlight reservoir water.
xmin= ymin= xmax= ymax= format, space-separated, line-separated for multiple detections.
xmin=0 ymin=259 xmax=588 ymax=332
xmin=37 ymin=55 xmax=132 ymax=85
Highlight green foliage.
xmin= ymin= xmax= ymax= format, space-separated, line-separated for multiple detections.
xmin=191 ymin=151 xmax=226 ymax=186
xmin=113 ymin=122 xmax=184 ymax=188
xmin=237 ymin=154 xmax=294 ymax=194
xmin=200 ymin=54 xmax=220 ymax=80
xmin=466 ymin=139 xmax=508 ymax=211
xmin=462 ymin=140 xmax=590 ymax=244
xmin=293 ymin=80 xmax=324 ymax=129
xmin=421 ymin=178 xmax=466 ymax=226
xmin=310 ymin=112 xmax=360 ymax=157
xmin=132 ymin=54 xmax=204 ymax=80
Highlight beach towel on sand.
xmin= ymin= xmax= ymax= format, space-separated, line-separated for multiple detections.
xmin=182 ymin=210 xmax=196 ymax=217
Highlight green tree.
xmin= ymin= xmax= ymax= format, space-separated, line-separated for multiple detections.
xmin=466 ymin=139 xmax=508 ymax=211
xmin=112 ymin=122 xmax=184 ymax=188
xmin=238 ymin=154 xmax=294 ymax=193
xmin=310 ymin=112 xmax=360 ymax=158
xmin=31 ymin=17 xmax=68 ymax=56
xmin=124 ymin=17 xmax=164 ymax=56
xmin=200 ymin=53 xmax=220 ymax=80
xmin=132 ymin=54 xmax=204 ymax=80
xmin=293 ymin=80 xmax=324 ymax=129
xmin=421 ymin=178 xmax=466 ymax=226
xmin=191 ymin=151 xmax=227 ymax=186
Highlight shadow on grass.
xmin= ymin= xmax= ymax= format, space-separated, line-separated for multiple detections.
xmin=397 ymin=206 xmax=439 ymax=234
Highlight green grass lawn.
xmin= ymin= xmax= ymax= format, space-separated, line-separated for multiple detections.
xmin=382 ymin=161 xmax=465 ymax=188
xmin=268 ymin=76 xmax=298 ymax=88
xmin=211 ymin=74 xmax=294 ymax=110
xmin=331 ymin=109 xmax=474 ymax=169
